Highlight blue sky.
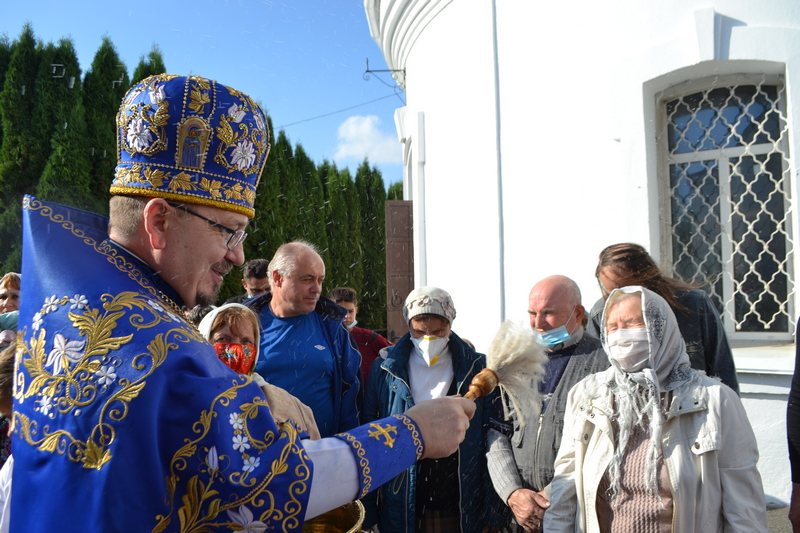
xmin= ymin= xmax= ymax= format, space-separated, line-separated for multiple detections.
xmin=0 ymin=0 xmax=404 ymax=187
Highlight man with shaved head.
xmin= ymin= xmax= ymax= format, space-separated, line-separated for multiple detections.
xmin=486 ymin=275 xmax=609 ymax=532
xmin=246 ymin=241 xmax=361 ymax=437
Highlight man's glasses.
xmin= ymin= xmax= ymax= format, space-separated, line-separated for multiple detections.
xmin=169 ymin=203 xmax=247 ymax=250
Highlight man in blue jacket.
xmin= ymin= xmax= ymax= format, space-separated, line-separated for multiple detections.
xmin=362 ymin=286 xmax=505 ymax=533
xmin=248 ymin=241 xmax=361 ymax=437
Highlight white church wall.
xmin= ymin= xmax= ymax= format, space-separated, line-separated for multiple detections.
xmin=368 ymin=0 xmax=800 ymax=505
xmin=397 ymin=0 xmax=505 ymax=346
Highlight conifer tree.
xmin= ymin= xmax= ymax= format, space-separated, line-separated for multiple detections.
xmin=247 ymin=115 xmax=281 ymax=255
xmin=293 ymin=144 xmax=328 ymax=256
xmin=33 ymin=39 xmax=83 ymax=183
xmin=316 ymin=160 xmax=336 ymax=272
xmin=271 ymin=131 xmax=301 ymax=243
xmin=0 ymin=36 xmax=13 ymax=149
xmin=324 ymin=164 xmax=362 ymax=293
xmin=355 ymin=160 xmax=387 ymax=330
xmin=0 ymin=24 xmax=42 ymax=199
xmin=83 ymin=36 xmax=129 ymax=216
xmin=0 ymin=24 xmax=41 ymax=272
xmin=387 ymin=180 xmax=403 ymax=200
xmin=131 ymin=44 xmax=166 ymax=84
xmin=37 ymin=97 xmax=92 ymax=210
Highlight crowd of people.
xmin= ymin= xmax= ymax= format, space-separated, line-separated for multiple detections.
xmin=0 ymin=72 xmax=788 ymax=532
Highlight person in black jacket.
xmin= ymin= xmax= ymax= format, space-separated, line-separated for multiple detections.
xmin=585 ymin=242 xmax=739 ymax=393
xmin=788 ymin=330 xmax=800 ymax=532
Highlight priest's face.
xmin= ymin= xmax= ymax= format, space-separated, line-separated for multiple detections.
xmin=165 ymin=203 xmax=248 ymax=308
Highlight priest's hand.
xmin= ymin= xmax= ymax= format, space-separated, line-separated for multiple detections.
xmin=405 ymin=396 xmax=475 ymax=459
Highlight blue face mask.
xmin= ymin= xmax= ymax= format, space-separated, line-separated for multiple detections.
xmin=532 ymin=306 xmax=577 ymax=349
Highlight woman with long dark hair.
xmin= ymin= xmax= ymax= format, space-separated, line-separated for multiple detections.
xmin=586 ymin=243 xmax=738 ymax=392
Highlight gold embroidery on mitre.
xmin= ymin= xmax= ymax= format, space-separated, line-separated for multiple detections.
xmin=213 ymin=90 xmax=268 ymax=177
xmin=118 ymin=80 xmax=171 ymax=158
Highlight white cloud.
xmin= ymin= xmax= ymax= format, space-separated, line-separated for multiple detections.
xmin=333 ymin=115 xmax=402 ymax=166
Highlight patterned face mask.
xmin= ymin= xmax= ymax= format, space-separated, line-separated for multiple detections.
xmin=213 ymin=343 xmax=257 ymax=374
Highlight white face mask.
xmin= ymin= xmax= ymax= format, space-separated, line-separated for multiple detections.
xmin=410 ymin=335 xmax=449 ymax=366
xmin=607 ymin=328 xmax=650 ymax=372
xmin=346 ymin=320 xmax=357 ymax=331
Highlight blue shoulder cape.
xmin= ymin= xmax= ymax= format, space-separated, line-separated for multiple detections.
xmin=12 ymin=197 xmax=312 ymax=531
xmin=12 ymin=197 xmax=425 ymax=532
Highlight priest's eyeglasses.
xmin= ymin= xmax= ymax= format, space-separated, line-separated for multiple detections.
xmin=169 ymin=203 xmax=247 ymax=250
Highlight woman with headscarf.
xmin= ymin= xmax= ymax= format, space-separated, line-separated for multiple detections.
xmin=545 ymin=286 xmax=766 ymax=532
xmin=586 ymin=243 xmax=738 ymax=393
xmin=198 ymin=303 xmax=321 ymax=439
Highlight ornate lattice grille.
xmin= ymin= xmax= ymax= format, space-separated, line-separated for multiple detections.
xmin=661 ymin=77 xmax=793 ymax=335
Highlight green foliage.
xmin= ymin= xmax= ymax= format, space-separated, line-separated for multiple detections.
xmin=0 ymin=24 xmax=42 ymax=272
xmin=36 ymin=38 xmax=92 ymax=211
xmin=131 ymin=44 xmax=166 ymax=84
xmin=293 ymin=144 xmax=329 ymax=255
xmin=356 ymin=160 xmax=387 ymax=330
xmin=38 ymin=97 xmax=93 ymax=211
xmin=322 ymin=163 xmax=363 ymax=295
xmin=0 ymin=36 xmax=13 ymax=149
xmin=0 ymin=24 xmax=392 ymax=328
xmin=387 ymin=180 xmax=403 ymax=200
xmin=0 ymin=24 xmax=42 ymax=198
xmin=33 ymin=39 xmax=87 ymax=177
xmin=83 ymin=36 xmax=129 ymax=217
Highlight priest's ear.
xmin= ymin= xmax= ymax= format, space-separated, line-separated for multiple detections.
xmin=141 ymin=198 xmax=177 ymax=251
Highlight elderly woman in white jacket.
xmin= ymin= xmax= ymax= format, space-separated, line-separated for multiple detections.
xmin=545 ymin=286 xmax=766 ymax=532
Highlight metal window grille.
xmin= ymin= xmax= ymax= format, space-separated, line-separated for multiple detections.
xmin=658 ymin=75 xmax=794 ymax=337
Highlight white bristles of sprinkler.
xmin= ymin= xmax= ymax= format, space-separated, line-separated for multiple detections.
xmin=486 ymin=320 xmax=548 ymax=427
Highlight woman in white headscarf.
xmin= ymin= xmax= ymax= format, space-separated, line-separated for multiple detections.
xmin=545 ymin=286 xmax=766 ymax=532
xmin=198 ymin=303 xmax=321 ymax=439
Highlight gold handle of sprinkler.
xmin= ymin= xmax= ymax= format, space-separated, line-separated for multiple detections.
xmin=464 ymin=368 xmax=499 ymax=401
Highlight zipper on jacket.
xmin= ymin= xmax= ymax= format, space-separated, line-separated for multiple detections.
xmin=532 ymin=412 xmax=545 ymax=490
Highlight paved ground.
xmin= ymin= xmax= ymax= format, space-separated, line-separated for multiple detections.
xmin=769 ymin=507 xmax=792 ymax=532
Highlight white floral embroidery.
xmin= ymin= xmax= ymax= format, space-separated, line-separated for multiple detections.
xmin=228 ymin=103 xmax=246 ymax=123
xmin=95 ymin=365 xmax=117 ymax=386
xmin=149 ymin=85 xmax=165 ymax=105
xmin=32 ymin=312 xmax=43 ymax=331
xmin=230 ymin=139 xmax=256 ymax=170
xmin=242 ymin=456 xmax=260 ymax=474
xmin=207 ymin=446 xmax=219 ymax=472
xmin=127 ymin=117 xmax=153 ymax=152
xmin=69 ymin=294 xmax=88 ymax=311
xmin=38 ymin=395 xmax=53 ymax=416
xmin=232 ymin=434 xmax=250 ymax=452
xmin=229 ymin=413 xmax=244 ymax=430
xmin=227 ymin=505 xmax=267 ymax=533
xmin=147 ymin=300 xmax=164 ymax=313
xmin=43 ymin=295 xmax=59 ymax=314
xmin=166 ymin=312 xmax=181 ymax=323
xmin=46 ymin=333 xmax=86 ymax=375
xmin=254 ymin=110 xmax=265 ymax=133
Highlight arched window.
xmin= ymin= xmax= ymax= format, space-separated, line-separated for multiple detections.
xmin=658 ymin=74 xmax=794 ymax=339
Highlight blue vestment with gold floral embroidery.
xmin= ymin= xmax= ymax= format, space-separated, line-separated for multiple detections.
xmin=11 ymin=197 xmax=424 ymax=532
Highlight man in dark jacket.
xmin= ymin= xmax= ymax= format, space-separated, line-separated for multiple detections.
xmin=486 ymin=275 xmax=609 ymax=532
xmin=247 ymin=242 xmax=361 ymax=437
xmin=362 ymin=286 xmax=505 ymax=533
